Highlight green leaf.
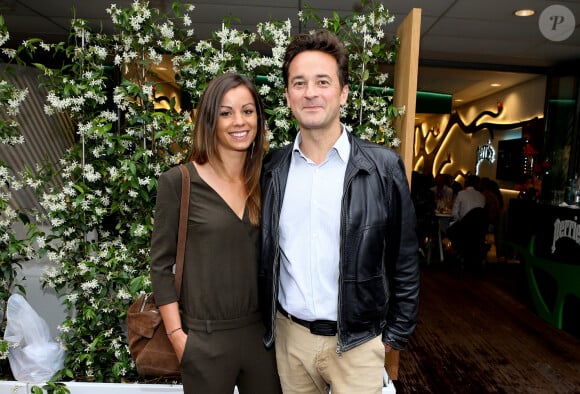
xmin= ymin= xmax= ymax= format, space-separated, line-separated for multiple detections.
xmin=30 ymin=386 xmax=44 ymax=394
xmin=129 ymin=276 xmax=146 ymax=293
xmin=363 ymin=69 xmax=370 ymax=82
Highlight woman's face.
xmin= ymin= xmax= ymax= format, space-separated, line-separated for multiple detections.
xmin=216 ymin=85 xmax=258 ymax=155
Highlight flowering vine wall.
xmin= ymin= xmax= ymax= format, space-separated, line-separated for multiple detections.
xmin=0 ymin=0 xmax=400 ymax=382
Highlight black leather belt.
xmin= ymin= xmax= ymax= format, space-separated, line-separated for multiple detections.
xmin=277 ymin=303 xmax=337 ymax=336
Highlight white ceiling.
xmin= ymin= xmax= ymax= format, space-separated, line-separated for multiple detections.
xmin=1 ymin=0 xmax=579 ymax=107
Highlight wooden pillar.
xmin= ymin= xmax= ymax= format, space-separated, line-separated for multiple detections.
xmin=386 ymin=8 xmax=422 ymax=382
xmin=393 ymin=8 xmax=422 ymax=186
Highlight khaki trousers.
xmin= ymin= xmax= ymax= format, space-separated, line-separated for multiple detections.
xmin=275 ymin=311 xmax=385 ymax=394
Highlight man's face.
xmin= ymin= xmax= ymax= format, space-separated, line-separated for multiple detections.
xmin=285 ymin=50 xmax=348 ymax=133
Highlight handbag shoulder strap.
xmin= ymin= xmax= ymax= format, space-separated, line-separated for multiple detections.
xmin=175 ymin=163 xmax=190 ymax=299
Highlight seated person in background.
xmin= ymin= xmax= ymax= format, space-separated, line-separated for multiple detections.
xmin=450 ymin=175 xmax=485 ymax=224
xmin=447 ymin=175 xmax=487 ymax=268
xmin=480 ymin=177 xmax=503 ymax=231
xmin=431 ymin=173 xmax=454 ymax=212
xmin=449 ymin=175 xmax=463 ymax=197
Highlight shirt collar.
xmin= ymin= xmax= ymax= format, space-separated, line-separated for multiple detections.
xmin=292 ymin=124 xmax=351 ymax=164
xmin=334 ymin=124 xmax=351 ymax=163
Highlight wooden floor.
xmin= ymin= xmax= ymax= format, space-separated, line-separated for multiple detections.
xmin=393 ymin=262 xmax=580 ymax=394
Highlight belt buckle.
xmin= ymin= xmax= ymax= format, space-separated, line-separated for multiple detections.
xmin=309 ymin=320 xmax=337 ymax=336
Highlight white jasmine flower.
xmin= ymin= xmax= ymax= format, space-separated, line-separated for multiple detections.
xmin=0 ymin=31 xmax=9 ymax=46
xmin=259 ymin=85 xmax=271 ymax=96
xmin=116 ymin=289 xmax=132 ymax=301
xmin=142 ymin=84 xmax=153 ymax=97
xmin=138 ymin=177 xmax=150 ymax=186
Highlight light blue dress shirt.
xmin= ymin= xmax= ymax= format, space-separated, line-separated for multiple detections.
xmin=278 ymin=126 xmax=350 ymax=322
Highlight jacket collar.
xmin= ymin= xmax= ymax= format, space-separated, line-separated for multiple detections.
xmin=263 ymin=127 xmax=375 ymax=176
xmin=346 ymin=132 xmax=374 ymax=175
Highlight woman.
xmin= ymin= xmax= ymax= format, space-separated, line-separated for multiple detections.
xmin=150 ymin=73 xmax=281 ymax=393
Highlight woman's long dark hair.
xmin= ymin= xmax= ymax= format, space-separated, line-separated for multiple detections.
xmin=188 ymin=73 xmax=265 ymax=226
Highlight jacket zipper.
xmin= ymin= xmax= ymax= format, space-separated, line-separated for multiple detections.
xmin=270 ymin=171 xmax=281 ymax=346
xmin=336 ymin=165 xmax=357 ymax=357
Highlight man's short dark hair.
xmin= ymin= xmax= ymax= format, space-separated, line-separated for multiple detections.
xmin=282 ymin=29 xmax=349 ymax=88
xmin=465 ymin=175 xmax=480 ymax=188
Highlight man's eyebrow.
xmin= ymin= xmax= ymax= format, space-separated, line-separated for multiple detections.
xmin=290 ymin=73 xmax=332 ymax=81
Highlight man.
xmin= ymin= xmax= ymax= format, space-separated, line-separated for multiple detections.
xmin=450 ymin=175 xmax=485 ymax=224
xmin=259 ymin=29 xmax=420 ymax=393
xmin=447 ymin=175 xmax=487 ymax=269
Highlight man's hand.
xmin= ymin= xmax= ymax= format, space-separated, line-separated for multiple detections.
xmin=383 ymin=343 xmax=392 ymax=353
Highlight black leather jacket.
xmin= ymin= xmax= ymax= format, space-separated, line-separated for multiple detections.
xmin=259 ymin=132 xmax=420 ymax=352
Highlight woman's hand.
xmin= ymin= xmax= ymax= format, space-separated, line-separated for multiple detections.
xmin=168 ymin=329 xmax=188 ymax=363
xmin=158 ymin=302 xmax=185 ymax=362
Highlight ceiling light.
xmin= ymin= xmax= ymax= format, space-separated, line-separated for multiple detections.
xmin=490 ymin=83 xmax=502 ymax=87
xmin=514 ymin=9 xmax=535 ymax=17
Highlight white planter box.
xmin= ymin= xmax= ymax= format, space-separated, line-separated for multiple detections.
xmin=0 ymin=381 xmax=27 ymax=393
xmin=0 ymin=381 xmax=184 ymax=394
xmin=0 ymin=377 xmax=397 ymax=394
xmin=60 ymin=383 xmax=185 ymax=393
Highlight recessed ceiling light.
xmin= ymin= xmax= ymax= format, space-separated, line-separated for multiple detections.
xmin=514 ymin=9 xmax=535 ymax=17
xmin=490 ymin=83 xmax=502 ymax=87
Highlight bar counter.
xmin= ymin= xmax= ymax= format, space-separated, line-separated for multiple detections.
xmin=508 ymin=199 xmax=580 ymax=264
xmin=506 ymin=199 xmax=580 ymax=338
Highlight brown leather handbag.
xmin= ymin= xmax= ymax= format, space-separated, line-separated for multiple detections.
xmin=127 ymin=164 xmax=189 ymax=377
